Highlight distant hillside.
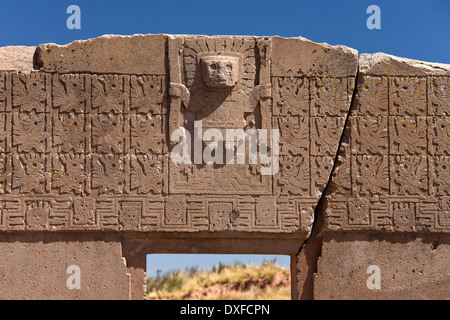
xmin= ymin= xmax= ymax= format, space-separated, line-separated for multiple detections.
xmin=146 ymin=260 xmax=291 ymax=300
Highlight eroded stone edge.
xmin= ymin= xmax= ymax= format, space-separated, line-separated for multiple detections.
xmin=0 ymin=46 xmax=37 ymax=73
xmin=296 ymin=53 xmax=450 ymax=300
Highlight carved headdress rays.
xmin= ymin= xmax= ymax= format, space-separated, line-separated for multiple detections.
xmin=183 ymin=37 xmax=256 ymax=94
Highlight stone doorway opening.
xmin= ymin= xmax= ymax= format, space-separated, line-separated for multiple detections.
xmin=146 ymin=254 xmax=291 ymax=300
xmin=121 ymin=234 xmax=303 ymax=300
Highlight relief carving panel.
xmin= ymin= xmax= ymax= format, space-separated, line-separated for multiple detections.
xmin=0 ymin=35 xmax=358 ymax=235
xmin=326 ymin=70 xmax=450 ymax=233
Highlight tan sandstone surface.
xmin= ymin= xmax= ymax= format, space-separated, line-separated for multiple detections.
xmin=0 ymin=34 xmax=448 ymax=299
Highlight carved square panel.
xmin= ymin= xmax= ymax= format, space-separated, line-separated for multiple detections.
xmin=53 ymin=74 xmax=91 ymax=114
xmin=428 ymin=116 xmax=450 ymax=156
xmin=428 ymin=77 xmax=450 ymax=116
xmin=389 ymin=77 xmax=426 ymax=116
xmin=351 ymin=76 xmax=388 ymax=116
xmin=351 ymin=155 xmax=389 ymax=196
xmin=92 ymin=113 xmax=128 ymax=154
xmin=130 ymin=75 xmax=166 ymax=115
xmin=12 ymin=73 xmax=51 ymax=113
xmin=389 ymin=116 xmax=427 ymax=155
xmin=311 ymin=77 xmax=350 ymax=117
xmin=12 ymin=112 xmax=48 ymax=153
xmin=52 ymin=112 xmax=89 ymax=153
xmin=390 ymin=155 xmax=427 ymax=195
xmin=272 ymin=76 xmax=309 ymax=116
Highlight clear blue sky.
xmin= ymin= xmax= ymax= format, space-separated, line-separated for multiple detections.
xmin=1 ymin=0 xmax=449 ymax=63
xmin=1 ymin=0 xmax=448 ymax=276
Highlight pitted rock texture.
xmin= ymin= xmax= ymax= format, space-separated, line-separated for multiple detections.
xmin=0 ymin=35 xmax=358 ymax=235
xmin=0 ymin=34 xmax=449 ymax=300
xmin=324 ymin=53 xmax=450 ymax=233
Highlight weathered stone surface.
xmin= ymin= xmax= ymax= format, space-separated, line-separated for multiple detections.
xmin=359 ymin=52 xmax=450 ymax=76
xmin=0 ymin=46 xmax=36 ymax=72
xmin=0 ymin=233 xmax=130 ymax=300
xmin=0 ymin=34 xmax=448 ymax=300
xmin=324 ymin=53 xmax=450 ymax=233
xmin=314 ymin=232 xmax=450 ymax=300
xmin=0 ymin=34 xmax=358 ymax=236
xmin=271 ymin=36 xmax=359 ymax=77
xmin=36 ymin=34 xmax=166 ymax=75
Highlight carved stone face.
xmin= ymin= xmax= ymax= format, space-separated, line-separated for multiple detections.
xmin=201 ymin=56 xmax=240 ymax=88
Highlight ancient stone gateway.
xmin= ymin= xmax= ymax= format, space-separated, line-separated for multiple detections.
xmin=0 ymin=34 xmax=448 ymax=300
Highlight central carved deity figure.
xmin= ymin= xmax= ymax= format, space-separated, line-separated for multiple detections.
xmin=189 ymin=53 xmax=252 ymax=131
xmin=167 ymin=36 xmax=273 ymax=194
xmin=201 ymin=55 xmax=240 ymax=88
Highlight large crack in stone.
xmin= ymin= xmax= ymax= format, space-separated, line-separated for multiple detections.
xmin=294 ymin=63 xmax=360 ymax=300
xmin=296 ymin=52 xmax=450 ymax=299
xmin=1 ymin=34 xmax=448 ymax=300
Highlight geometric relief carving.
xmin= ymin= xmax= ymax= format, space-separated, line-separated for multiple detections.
xmin=438 ymin=198 xmax=450 ymax=227
xmin=0 ymin=154 xmax=10 ymax=194
xmin=73 ymin=198 xmax=96 ymax=226
xmin=12 ymin=153 xmax=47 ymax=194
xmin=92 ymin=114 xmax=127 ymax=154
xmin=52 ymin=154 xmax=88 ymax=195
xmin=141 ymin=198 xmax=165 ymax=230
xmin=92 ymin=75 xmax=129 ymax=114
xmin=352 ymin=76 xmax=388 ymax=116
xmin=390 ymin=155 xmax=427 ymax=195
xmin=389 ymin=77 xmax=426 ymax=116
xmin=209 ymin=201 xmax=234 ymax=232
xmin=272 ymin=77 xmax=309 ymax=116
xmin=52 ymin=112 xmax=87 ymax=153
xmin=311 ymin=78 xmax=349 ymax=117
xmin=53 ymin=74 xmax=91 ymax=113
xmin=0 ymin=113 xmax=8 ymax=153
xmin=311 ymin=155 xmax=334 ymax=196
xmin=164 ymin=196 xmax=187 ymax=226
xmin=97 ymin=198 xmax=117 ymax=230
xmin=169 ymin=163 xmax=272 ymax=195
xmin=130 ymin=155 xmax=164 ymax=194
xmin=277 ymin=154 xmax=309 ymax=195
xmin=130 ymin=114 xmax=165 ymax=154
xmin=12 ymin=112 xmax=47 ymax=153
xmin=391 ymin=201 xmax=417 ymax=232
xmin=91 ymin=154 xmax=128 ymax=195
xmin=347 ymin=197 xmax=370 ymax=226
xmin=0 ymin=73 xmax=11 ymax=112
xmin=428 ymin=77 xmax=450 ymax=116
xmin=0 ymin=199 xmax=23 ymax=230
xmin=255 ymin=196 xmax=277 ymax=227
xmin=25 ymin=200 xmax=50 ymax=231
xmin=352 ymin=155 xmax=388 ymax=196
xmin=118 ymin=201 xmax=142 ymax=231
xmin=350 ymin=116 xmax=388 ymax=155
xmin=277 ymin=115 xmax=309 ymax=155
xmin=12 ymin=73 xmax=51 ymax=113
xmin=428 ymin=117 xmax=450 ymax=155
xmin=326 ymin=73 xmax=450 ymax=233
xmin=311 ymin=117 xmax=345 ymax=156
xmin=389 ymin=116 xmax=427 ymax=155
xmin=429 ymin=156 xmax=450 ymax=196
xmin=130 ymin=75 xmax=166 ymax=114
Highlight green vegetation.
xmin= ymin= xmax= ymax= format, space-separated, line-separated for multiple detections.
xmin=146 ymin=259 xmax=291 ymax=300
